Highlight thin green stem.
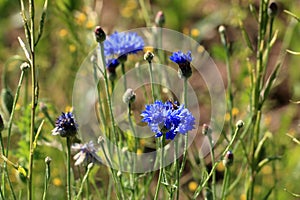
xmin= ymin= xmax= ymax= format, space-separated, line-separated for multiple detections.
xmin=220 ymin=168 xmax=230 ymax=200
xmin=3 ymin=69 xmax=25 ymax=200
xmin=128 ymin=103 xmax=139 ymax=198
xmin=0 ymin=187 xmax=3 ymax=200
xmin=86 ymin=170 xmax=90 ymax=200
xmin=138 ymin=0 xmax=151 ymax=26
xmin=179 ymin=78 xmax=188 ymax=175
xmin=192 ymin=161 xmax=220 ymax=199
xmin=121 ymin=63 xmax=127 ymax=91
xmin=75 ymin=164 xmax=93 ymax=200
xmin=98 ymin=43 xmax=125 ymax=199
xmin=66 ymin=138 xmax=72 ymax=200
xmin=42 ymin=158 xmax=51 ymax=200
xmin=208 ymin=134 xmax=216 ymax=200
xmin=154 ymin=136 xmax=165 ymax=200
xmin=174 ymin=140 xmax=180 ymax=200
xmin=148 ymin=61 xmax=155 ymax=102
xmin=5 ymin=70 xmax=25 ymax=156
xmin=219 ymin=27 xmax=234 ymax=134
xmin=99 ymin=141 xmax=122 ymax=200
xmin=27 ymin=0 xmax=38 ymax=198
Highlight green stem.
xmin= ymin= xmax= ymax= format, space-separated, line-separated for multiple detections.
xmin=219 ymin=26 xmax=234 ymax=135
xmin=4 ymin=69 xmax=25 ymax=200
xmin=192 ymin=161 xmax=220 ymax=199
xmin=220 ymin=168 xmax=230 ymax=200
xmin=174 ymin=140 xmax=180 ymax=200
xmin=138 ymin=0 xmax=151 ymax=26
xmin=208 ymin=134 xmax=216 ymax=200
xmin=42 ymin=159 xmax=51 ymax=200
xmin=75 ymin=164 xmax=93 ymax=200
xmin=28 ymin=0 xmax=38 ymax=198
xmin=154 ymin=136 xmax=165 ymax=200
xmin=179 ymin=78 xmax=188 ymax=175
xmin=128 ymin=104 xmax=138 ymax=198
xmin=97 ymin=43 xmax=124 ymax=189
xmin=6 ymin=70 xmax=25 ymax=156
xmin=99 ymin=141 xmax=122 ymax=200
xmin=148 ymin=60 xmax=155 ymax=102
xmin=66 ymin=138 xmax=72 ymax=200
xmin=121 ymin=63 xmax=127 ymax=91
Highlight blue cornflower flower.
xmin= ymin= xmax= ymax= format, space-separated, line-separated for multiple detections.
xmin=170 ymin=51 xmax=193 ymax=78
xmin=72 ymin=141 xmax=102 ymax=166
xmin=141 ymin=100 xmax=195 ymax=140
xmin=52 ymin=112 xmax=78 ymax=138
xmin=104 ymin=31 xmax=144 ymax=62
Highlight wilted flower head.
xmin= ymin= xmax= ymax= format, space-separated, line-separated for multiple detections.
xmin=141 ymin=100 xmax=195 ymax=140
xmin=170 ymin=51 xmax=193 ymax=78
xmin=52 ymin=112 xmax=78 ymax=138
xmin=72 ymin=141 xmax=102 ymax=166
xmin=123 ymin=88 xmax=136 ymax=104
xmin=104 ymin=31 xmax=144 ymax=61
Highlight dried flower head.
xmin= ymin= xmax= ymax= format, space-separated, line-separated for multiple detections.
xmin=123 ymin=88 xmax=136 ymax=104
xmin=72 ymin=141 xmax=102 ymax=166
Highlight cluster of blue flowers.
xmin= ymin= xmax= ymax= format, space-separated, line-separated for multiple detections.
xmin=52 ymin=112 xmax=78 ymax=137
xmin=104 ymin=31 xmax=144 ymax=72
xmin=141 ymin=100 xmax=195 ymax=140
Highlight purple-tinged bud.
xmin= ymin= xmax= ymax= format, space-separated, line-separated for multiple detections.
xmin=94 ymin=26 xmax=106 ymax=43
xmin=155 ymin=11 xmax=165 ymax=27
xmin=223 ymin=151 xmax=234 ymax=167
xmin=268 ymin=2 xmax=278 ymax=18
xmin=202 ymin=124 xmax=212 ymax=135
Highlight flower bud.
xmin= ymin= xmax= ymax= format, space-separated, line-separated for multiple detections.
xmin=94 ymin=26 xmax=106 ymax=43
xmin=218 ymin=25 xmax=226 ymax=34
xmin=202 ymin=124 xmax=212 ymax=135
xmin=97 ymin=136 xmax=104 ymax=144
xmin=87 ymin=162 xmax=94 ymax=169
xmin=20 ymin=62 xmax=30 ymax=71
xmin=155 ymin=11 xmax=165 ymax=27
xmin=117 ymin=170 xmax=122 ymax=177
xmin=268 ymin=2 xmax=278 ymax=18
xmin=0 ymin=114 xmax=4 ymax=132
xmin=144 ymin=51 xmax=154 ymax=63
xmin=40 ymin=102 xmax=48 ymax=113
xmin=236 ymin=120 xmax=244 ymax=129
xmin=223 ymin=150 xmax=234 ymax=167
xmin=218 ymin=25 xmax=227 ymax=47
xmin=122 ymin=88 xmax=136 ymax=104
xmin=45 ymin=156 xmax=52 ymax=164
